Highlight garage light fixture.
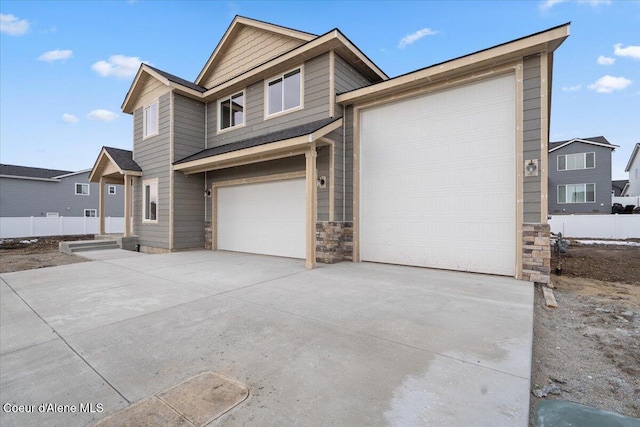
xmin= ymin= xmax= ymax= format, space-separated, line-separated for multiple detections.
xmin=525 ymin=159 xmax=539 ymax=177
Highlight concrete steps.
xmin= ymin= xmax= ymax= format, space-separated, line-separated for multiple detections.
xmin=60 ymin=239 xmax=119 ymax=254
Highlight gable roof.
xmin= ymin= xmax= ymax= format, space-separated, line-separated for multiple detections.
xmin=0 ymin=164 xmax=73 ymax=180
xmin=625 ymin=143 xmax=640 ymax=172
xmin=89 ymin=146 xmax=142 ymax=183
xmin=612 ymin=179 xmax=629 ymax=196
xmin=146 ymin=65 xmax=207 ymax=93
xmin=195 ymin=15 xmax=317 ymax=87
xmin=103 ymin=147 xmax=142 ymax=172
xmin=548 ymin=136 xmax=618 ymax=153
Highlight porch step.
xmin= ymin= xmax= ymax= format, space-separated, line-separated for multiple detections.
xmin=60 ymin=239 xmax=119 ymax=254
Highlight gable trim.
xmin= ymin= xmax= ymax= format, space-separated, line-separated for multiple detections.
xmin=549 ymin=138 xmax=618 ymax=153
xmin=625 ymin=143 xmax=640 ymax=172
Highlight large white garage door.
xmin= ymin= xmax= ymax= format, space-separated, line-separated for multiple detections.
xmin=217 ymin=178 xmax=305 ymax=259
xmin=360 ymin=74 xmax=516 ymax=276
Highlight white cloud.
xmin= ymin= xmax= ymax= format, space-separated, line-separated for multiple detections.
xmin=87 ymin=109 xmax=119 ymax=122
xmin=91 ymin=55 xmax=148 ymax=79
xmin=398 ymin=28 xmax=438 ymax=49
xmin=540 ymin=0 xmax=610 ymax=10
xmin=562 ymin=84 xmax=582 ymax=92
xmin=614 ymin=43 xmax=640 ymax=60
xmin=540 ymin=0 xmax=568 ymax=10
xmin=597 ymin=55 xmax=615 ymax=66
xmin=0 ymin=13 xmax=29 ymax=36
xmin=62 ymin=113 xmax=78 ymax=123
xmin=588 ymin=75 xmax=632 ymax=93
xmin=38 ymin=49 xmax=73 ymax=62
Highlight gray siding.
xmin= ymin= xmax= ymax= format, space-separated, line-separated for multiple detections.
xmin=522 ymin=55 xmax=542 ymax=223
xmin=173 ymin=93 xmax=206 ymax=249
xmin=548 ymin=143 xmax=613 ymax=214
xmin=205 ymin=53 xmax=331 ymax=149
xmin=343 ymin=105 xmax=354 ymax=221
xmin=133 ymin=92 xmax=171 ymax=248
xmin=0 ymin=172 xmax=124 ymax=218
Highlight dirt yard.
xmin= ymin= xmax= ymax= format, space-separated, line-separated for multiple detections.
xmin=529 ymin=241 xmax=640 ymax=424
xmin=0 ymin=235 xmax=93 ymax=273
xmin=2 ymin=235 xmax=638 ymax=422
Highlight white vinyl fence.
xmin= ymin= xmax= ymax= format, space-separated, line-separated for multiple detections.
xmin=0 ymin=217 xmax=124 ymax=239
xmin=549 ymin=214 xmax=640 ymax=239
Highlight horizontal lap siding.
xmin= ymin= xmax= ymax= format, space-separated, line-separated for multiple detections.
xmin=316 ymin=146 xmax=330 ymax=221
xmin=202 ymin=26 xmax=304 ymax=89
xmin=344 ymin=106 xmax=354 ymax=221
xmin=133 ymin=93 xmax=171 ymax=248
xmin=173 ymin=93 xmax=206 ymax=249
xmin=523 ymin=55 xmax=542 ymax=223
xmin=548 ymin=143 xmax=612 ymax=214
xmin=206 ymin=53 xmax=331 ymax=148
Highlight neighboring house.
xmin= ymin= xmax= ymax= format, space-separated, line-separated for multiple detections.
xmin=612 ymin=179 xmax=629 ymax=197
xmin=547 ymin=136 xmax=618 ymax=214
xmin=0 ymin=164 xmax=124 ymax=218
xmin=625 ymin=143 xmax=640 ymax=196
xmin=90 ymin=16 xmax=569 ymax=283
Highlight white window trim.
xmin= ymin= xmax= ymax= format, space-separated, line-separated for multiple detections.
xmin=264 ymin=65 xmax=304 ymax=120
xmin=143 ymin=178 xmax=159 ymax=223
xmin=75 ymin=183 xmax=90 ymax=196
xmin=217 ymin=90 xmax=246 ymax=134
xmin=84 ymin=209 xmax=97 ymax=217
xmin=108 ymin=185 xmax=116 ymax=195
xmin=557 ymin=183 xmax=596 ymax=204
xmin=143 ymin=100 xmax=159 ymax=139
xmin=557 ymin=152 xmax=596 ymax=171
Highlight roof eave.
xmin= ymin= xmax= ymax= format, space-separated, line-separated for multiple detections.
xmin=549 ymin=138 xmax=619 ymax=153
xmin=625 ymin=143 xmax=640 ymax=172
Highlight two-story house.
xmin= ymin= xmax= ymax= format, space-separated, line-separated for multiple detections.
xmin=625 ymin=143 xmax=640 ymax=197
xmin=90 ymin=16 xmax=569 ymax=284
xmin=0 ymin=164 xmax=123 ymax=218
xmin=547 ymin=136 xmax=618 ymax=214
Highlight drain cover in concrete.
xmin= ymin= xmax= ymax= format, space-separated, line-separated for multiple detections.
xmin=93 ymin=372 xmax=248 ymax=427
xmin=158 ymin=371 xmax=249 ymax=426
xmin=93 ymin=396 xmax=191 ymax=426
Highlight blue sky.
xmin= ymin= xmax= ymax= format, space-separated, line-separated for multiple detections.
xmin=1 ymin=0 xmax=638 ymax=179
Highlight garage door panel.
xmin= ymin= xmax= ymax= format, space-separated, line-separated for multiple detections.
xmin=360 ymin=74 xmax=516 ymax=276
xmin=217 ymin=178 xmax=305 ymax=259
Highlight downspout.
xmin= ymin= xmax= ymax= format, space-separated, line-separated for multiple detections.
xmin=342 ymin=104 xmax=346 ymax=221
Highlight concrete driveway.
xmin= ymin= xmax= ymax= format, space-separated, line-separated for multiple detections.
xmin=1 ymin=250 xmax=534 ymax=426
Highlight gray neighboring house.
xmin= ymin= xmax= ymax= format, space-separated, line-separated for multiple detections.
xmin=0 ymin=164 xmax=124 ymax=218
xmin=612 ymin=179 xmax=629 ymax=197
xmin=548 ymin=136 xmax=618 ymax=214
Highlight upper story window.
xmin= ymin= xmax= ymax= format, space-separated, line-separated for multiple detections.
xmin=75 ymin=183 xmax=90 ymax=195
xmin=557 ymin=152 xmax=595 ymax=171
xmin=266 ymin=67 xmax=302 ymax=117
xmin=143 ymin=101 xmax=159 ymax=138
xmin=219 ymin=91 xmax=245 ymax=131
xmin=558 ymin=183 xmax=596 ymax=204
xmin=108 ymin=185 xmax=116 ymax=195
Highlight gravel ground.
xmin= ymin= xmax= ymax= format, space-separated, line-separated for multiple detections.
xmin=0 ymin=235 xmax=92 ymax=273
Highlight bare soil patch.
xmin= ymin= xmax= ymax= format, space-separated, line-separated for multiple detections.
xmin=0 ymin=235 xmax=93 ymax=273
xmin=530 ymin=241 xmax=640 ymax=424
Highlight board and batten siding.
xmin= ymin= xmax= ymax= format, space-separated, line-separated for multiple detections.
xmin=172 ymin=93 xmax=206 ymax=249
xmin=205 ymin=53 xmax=332 ymax=149
xmin=548 ymin=143 xmax=613 ymax=214
xmin=201 ymin=26 xmax=305 ymax=89
xmin=522 ymin=55 xmax=542 ymax=223
xmin=0 ymin=173 xmax=123 ymax=218
xmin=133 ymin=92 xmax=171 ymax=249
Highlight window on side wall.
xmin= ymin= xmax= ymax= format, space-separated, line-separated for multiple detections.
xmin=557 ymin=152 xmax=595 ymax=171
xmin=219 ymin=91 xmax=245 ymax=131
xmin=266 ymin=67 xmax=302 ymax=116
xmin=84 ymin=209 xmax=97 ymax=217
xmin=143 ymin=101 xmax=159 ymax=138
xmin=558 ymin=183 xmax=596 ymax=203
xmin=108 ymin=185 xmax=116 ymax=195
xmin=143 ymin=179 xmax=158 ymax=222
xmin=75 ymin=183 xmax=90 ymax=195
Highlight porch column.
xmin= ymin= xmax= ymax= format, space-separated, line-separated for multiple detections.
xmin=305 ymin=147 xmax=317 ymax=269
xmin=124 ymin=175 xmax=131 ymax=237
xmin=99 ymin=176 xmax=106 ymax=235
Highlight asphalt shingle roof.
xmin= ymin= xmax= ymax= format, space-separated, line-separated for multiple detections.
xmin=175 ymin=117 xmax=341 ymax=164
xmin=549 ymin=136 xmax=613 ymax=151
xmin=103 ymin=147 xmax=142 ymax=172
xmin=0 ymin=164 xmax=73 ymax=179
xmin=146 ymin=65 xmax=207 ymax=93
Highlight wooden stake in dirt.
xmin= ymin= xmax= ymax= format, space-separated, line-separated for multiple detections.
xmin=542 ymin=286 xmax=558 ymax=308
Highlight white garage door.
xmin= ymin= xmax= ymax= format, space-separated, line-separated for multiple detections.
xmin=217 ymin=178 xmax=305 ymax=259
xmin=360 ymin=74 xmax=516 ymax=276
